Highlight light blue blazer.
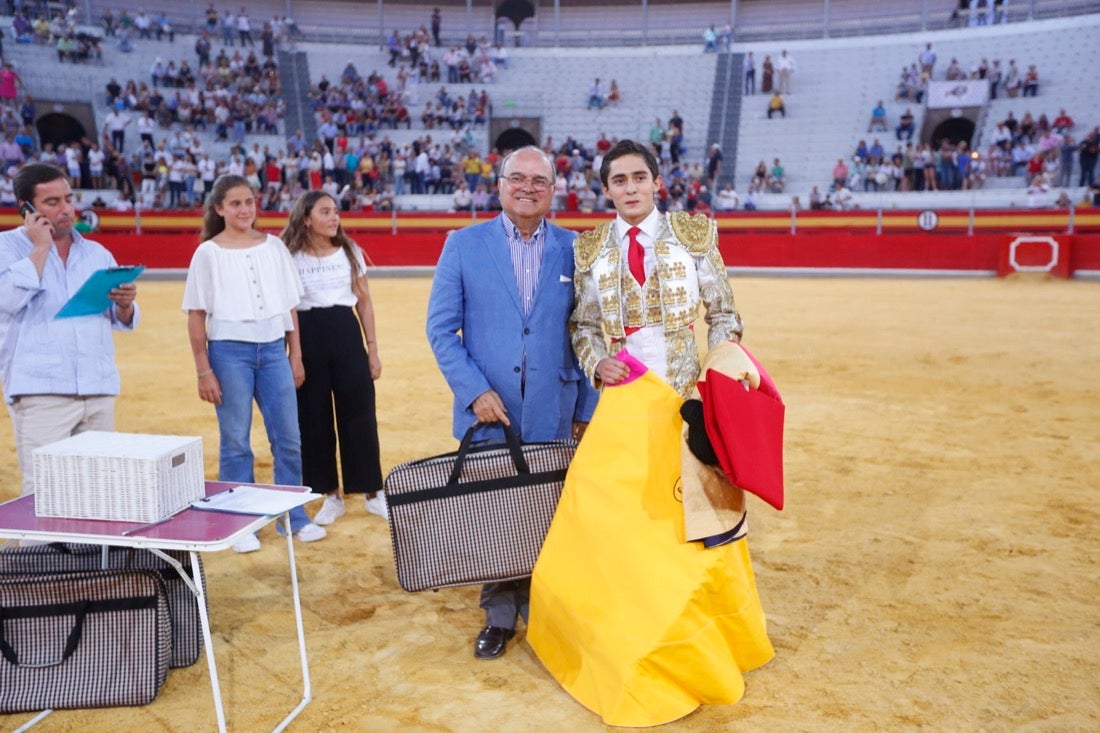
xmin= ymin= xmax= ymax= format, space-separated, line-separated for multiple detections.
xmin=427 ymin=216 xmax=599 ymax=443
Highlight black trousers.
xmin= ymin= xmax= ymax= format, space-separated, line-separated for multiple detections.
xmin=296 ymin=306 xmax=382 ymax=494
xmin=480 ymin=578 xmax=530 ymax=629
xmin=471 ymin=436 xmax=530 ymax=629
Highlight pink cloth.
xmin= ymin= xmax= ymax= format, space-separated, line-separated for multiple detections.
xmin=0 ymin=69 xmax=17 ymax=101
xmin=610 ymin=349 xmax=649 ymax=386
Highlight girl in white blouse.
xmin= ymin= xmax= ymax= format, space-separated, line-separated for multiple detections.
xmin=280 ymin=191 xmax=386 ymax=525
xmin=182 ymin=174 xmax=327 ymax=552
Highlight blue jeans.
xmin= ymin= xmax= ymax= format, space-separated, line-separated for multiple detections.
xmin=209 ymin=339 xmax=310 ymax=531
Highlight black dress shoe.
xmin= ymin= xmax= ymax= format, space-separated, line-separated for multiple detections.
xmin=474 ymin=625 xmax=515 ymax=659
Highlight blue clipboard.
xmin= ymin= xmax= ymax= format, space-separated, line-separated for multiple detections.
xmin=55 ymin=265 xmax=145 ymax=319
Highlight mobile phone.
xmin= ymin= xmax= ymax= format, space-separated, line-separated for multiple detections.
xmin=18 ymin=201 xmax=35 ymax=218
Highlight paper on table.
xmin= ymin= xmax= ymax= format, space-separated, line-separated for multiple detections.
xmin=55 ymin=265 xmax=145 ymax=319
xmin=190 ymin=486 xmax=319 ymax=516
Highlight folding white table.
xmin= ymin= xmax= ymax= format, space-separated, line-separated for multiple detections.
xmin=0 ymin=481 xmax=318 ymax=733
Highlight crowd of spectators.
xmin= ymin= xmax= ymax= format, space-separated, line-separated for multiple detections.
xmin=537 ymin=127 xmax=726 ymax=215
xmin=10 ymin=4 xmax=104 ymax=63
xmin=1 ymin=10 xmax=1096 ymax=214
xmin=744 ymin=49 xmax=796 ymax=97
xmin=644 ymin=111 xmax=686 ymax=166
xmin=910 ymin=43 xmax=1041 ymax=100
xmin=521 ymin=112 xmax=711 ymax=213
xmin=701 ymin=23 xmax=733 ymax=53
xmin=0 ymin=0 xmax=516 ymax=214
xmin=585 ymin=78 xmax=620 ymax=110
xmin=830 ymin=107 xmax=1097 ymax=201
xmin=309 ymin=60 xmax=492 ymax=139
xmin=386 ymin=26 xmax=507 ymax=86
xmin=101 ymin=47 xmax=283 ymax=143
xmin=951 ymin=0 xmax=1012 ymax=28
xmin=812 ymin=42 xmax=1095 ymax=207
xmin=751 ymin=49 xmax=795 ymax=121
xmin=985 ymin=109 xmax=1098 ymax=193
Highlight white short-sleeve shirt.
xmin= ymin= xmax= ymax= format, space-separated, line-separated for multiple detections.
xmin=293 ymin=246 xmax=367 ymax=310
xmin=182 ymin=234 xmax=303 ymax=342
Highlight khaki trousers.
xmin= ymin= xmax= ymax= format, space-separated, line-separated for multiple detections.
xmin=9 ymin=395 xmax=115 ymax=496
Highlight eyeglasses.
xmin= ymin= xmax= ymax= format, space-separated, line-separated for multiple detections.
xmin=504 ymin=173 xmax=552 ymax=191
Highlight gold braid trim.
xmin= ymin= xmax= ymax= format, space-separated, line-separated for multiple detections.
xmin=668 ymin=211 xmax=716 ymax=256
xmin=575 ymin=222 xmax=612 ymax=271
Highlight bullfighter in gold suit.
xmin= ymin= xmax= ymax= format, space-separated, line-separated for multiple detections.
xmin=569 ymin=193 xmax=741 ymax=399
xmin=528 ymin=140 xmax=772 ymax=727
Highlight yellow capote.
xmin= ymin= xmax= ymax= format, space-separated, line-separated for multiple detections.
xmin=528 ymin=369 xmax=774 ymax=728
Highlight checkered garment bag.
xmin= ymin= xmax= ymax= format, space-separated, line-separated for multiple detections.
xmin=0 ymin=543 xmax=207 ymax=668
xmin=386 ymin=423 xmax=577 ymax=592
xmin=0 ymin=569 xmax=172 ymax=712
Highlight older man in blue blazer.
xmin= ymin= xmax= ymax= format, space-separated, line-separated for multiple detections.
xmin=427 ymin=145 xmax=599 ymax=659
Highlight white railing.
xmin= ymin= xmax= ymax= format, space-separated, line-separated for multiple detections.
xmin=58 ymin=0 xmax=1100 ymax=48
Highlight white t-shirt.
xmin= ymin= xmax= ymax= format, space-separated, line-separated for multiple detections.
xmin=105 ymin=111 xmax=129 ymax=133
xmin=198 ymin=157 xmax=217 ymax=181
xmin=87 ymin=148 xmax=106 ymax=172
xmin=136 ymin=116 xmax=156 ymax=139
xmin=64 ymin=146 xmax=81 ymax=174
xmin=293 ymin=246 xmax=366 ymax=310
xmin=0 ymin=177 xmax=15 ymax=204
xmin=181 ymin=234 xmax=303 ymax=342
xmin=168 ymin=158 xmax=186 ymax=182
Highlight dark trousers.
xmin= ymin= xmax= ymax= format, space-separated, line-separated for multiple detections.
xmin=480 ymin=578 xmax=530 ymax=629
xmin=471 ymin=435 xmax=530 ymax=630
xmin=296 ymin=306 xmax=382 ymax=494
xmin=1080 ymin=156 xmax=1097 ymax=187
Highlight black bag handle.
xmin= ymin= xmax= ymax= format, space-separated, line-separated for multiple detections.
xmin=447 ymin=421 xmax=530 ymax=485
xmin=0 ymin=600 xmax=91 ymax=668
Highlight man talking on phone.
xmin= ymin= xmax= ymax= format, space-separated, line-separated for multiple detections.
xmin=0 ymin=163 xmax=139 ymax=496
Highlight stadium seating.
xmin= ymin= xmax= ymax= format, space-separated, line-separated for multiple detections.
xmin=2 ymin=5 xmax=1096 ymax=212
xmin=731 ymin=14 xmax=1099 ymax=206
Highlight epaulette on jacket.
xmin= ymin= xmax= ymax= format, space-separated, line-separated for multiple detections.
xmin=575 ymin=222 xmax=611 ymax=271
xmin=668 ymin=211 xmax=715 ymax=256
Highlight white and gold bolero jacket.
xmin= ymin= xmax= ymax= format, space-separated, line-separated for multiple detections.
xmin=570 ymin=211 xmax=742 ymax=398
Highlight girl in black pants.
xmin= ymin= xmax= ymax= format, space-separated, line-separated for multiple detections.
xmin=281 ymin=191 xmax=386 ymax=524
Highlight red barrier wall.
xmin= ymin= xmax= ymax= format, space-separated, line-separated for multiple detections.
xmin=11 ymin=209 xmax=1098 ymax=273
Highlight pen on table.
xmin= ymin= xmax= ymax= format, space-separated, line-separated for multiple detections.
xmin=121 ymin=513 xmax=177 ymax=536
xmin=199 ymin=487 xmax=236 ymax=502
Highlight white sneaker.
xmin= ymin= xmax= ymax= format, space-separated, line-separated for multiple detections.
xmin=365 ymin=493 xmax=389 ymax=521
xmin=232 ymin=533 xmax=261 ymax=554
xmin=313 ymin=494 xmax=345 ymax=526
xmin=295 ymin=523 xmax=327 ymax=543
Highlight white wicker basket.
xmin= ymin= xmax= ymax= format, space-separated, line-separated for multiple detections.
xmin=33 ymin=432 xmax=205 ymax=523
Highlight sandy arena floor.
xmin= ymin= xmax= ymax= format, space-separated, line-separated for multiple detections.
xmin=0 ymin=275 xmax=1097 ymax=732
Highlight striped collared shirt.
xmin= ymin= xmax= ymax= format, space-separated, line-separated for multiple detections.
xmin=0 ymin=227 xmax=139 ymax=404
xmin=501 ymin=213 xmax=545 ymax=318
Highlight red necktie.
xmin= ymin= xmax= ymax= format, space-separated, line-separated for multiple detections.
xmin=627 ymin=226 xmax=646 ymax=286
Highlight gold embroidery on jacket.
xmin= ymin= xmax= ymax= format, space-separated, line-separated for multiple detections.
xmin=571 ymin=213 xmax=740 ymax=398
xmin=574 ymin=224 xmax=608 ymax=271
xmin=669 ymin=211 xmax=714 ymax=255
